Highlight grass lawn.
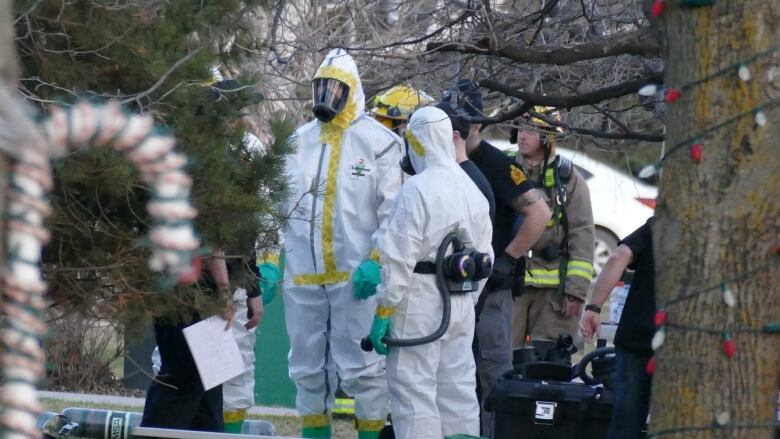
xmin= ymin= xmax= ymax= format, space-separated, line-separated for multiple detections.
xmin=40 ymin=398 xmax=356 ymax=438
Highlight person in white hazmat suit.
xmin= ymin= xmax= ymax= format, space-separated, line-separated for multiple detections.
xmin=367 ymin=106 xmax=494 ymax=439
xmin=256 ymin=48 xmax=404 ymax=439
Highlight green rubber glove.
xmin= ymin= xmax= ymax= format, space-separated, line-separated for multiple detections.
xmin=258 ymin=262 xmax=282 ymax=305
xmin=353 ymin=259 xmax=382 ymax=300
xmin=368 ymin=313 xmax=390 ymax=355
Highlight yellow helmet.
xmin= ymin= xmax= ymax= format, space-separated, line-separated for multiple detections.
xmin=512 ymin=106 xmax=563 ymax=153
xmin=524 ymin=105 xmax=564 ymax=133
xmin=369 ymin=85 xmax=434 ymax=123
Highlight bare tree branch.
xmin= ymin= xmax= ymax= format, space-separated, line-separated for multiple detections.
xmin=466 ymin=102 xmax=534 ymax=125
xmin=267 ymin=0 xmax=289 ymax=64
xmin=479 ymin=71 xmax=663 ymax=110
xmin=466 ymin=102 xmax=662 ymax=142
xmin=526 ymin=110 xmax=664 ymax=142
xmin=323 ymin=7 xmax=476 ymax=52
xmin=426 ymin=27 xmax=660 ymax=65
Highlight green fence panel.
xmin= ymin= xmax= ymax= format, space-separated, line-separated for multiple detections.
xmin=253 ymin=295 xmax=296 ymax=408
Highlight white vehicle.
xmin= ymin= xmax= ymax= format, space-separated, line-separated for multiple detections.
xmin=489 ymin=139 xmax=657 ymax=277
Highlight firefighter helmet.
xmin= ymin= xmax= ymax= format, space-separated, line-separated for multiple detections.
xmin=511 ymin=106 xmax=564 ymax=143
xmin=369 ymin=85 xmax=434 ymax=124
xmin=525 ymin=105 xmax=564 ymax=133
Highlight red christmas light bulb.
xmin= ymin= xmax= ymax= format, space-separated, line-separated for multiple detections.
xmin=722 ymin=332 xmax=736 ymax=359
xmin=654 ymin=310 xmax=667 ymax=327
xmin=646 ymin=356 xmax=656 ymax=375
xmin=690 ymin=143 xmax=703 ymax=163
xmin=651 ymin=0 xmax=665 ymax=18
xmin=665 ymin=88 xmax=681 ymax=103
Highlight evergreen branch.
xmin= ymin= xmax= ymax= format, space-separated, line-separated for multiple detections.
xmin=23 ymin=25 xmax=137 ymax=58
xmin=125 ymin=185 xmax=151 ymax=228
xmin=44 ymin=264 xmax=125 ymax=273
xmin=120 ymin=1 xmax=260 ymax=106
xmin=120 ymin=47 xmax=205 ymax=106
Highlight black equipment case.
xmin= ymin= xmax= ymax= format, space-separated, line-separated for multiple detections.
xmin=485 ymin=375 xmax=613 ymax=439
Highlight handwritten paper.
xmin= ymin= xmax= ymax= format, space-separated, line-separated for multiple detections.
xmin=182 ymin=315 xmax=246 ymax=390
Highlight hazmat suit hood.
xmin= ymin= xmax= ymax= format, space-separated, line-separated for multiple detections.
xmin=313 ymin=49 xmax=365 ymax=129
xmin=404 ymin=106 xmax=455 ymax=174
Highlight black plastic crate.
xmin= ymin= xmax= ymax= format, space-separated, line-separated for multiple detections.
xmin=486 ymin=375 xmax=613 ymax=439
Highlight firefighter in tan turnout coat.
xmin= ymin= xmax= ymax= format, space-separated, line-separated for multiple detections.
xmin=511 ymin=108 xmax=595 ymax=347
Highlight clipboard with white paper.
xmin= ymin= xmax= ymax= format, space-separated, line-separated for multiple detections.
xmin=182 ymin=315 xmax=246 ymax=390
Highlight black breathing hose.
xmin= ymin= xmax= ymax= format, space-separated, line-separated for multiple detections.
xmin=574 ymin=346 xmax=616 ymax=385
xmin=361 ymin=232 xmax=460 ymax=352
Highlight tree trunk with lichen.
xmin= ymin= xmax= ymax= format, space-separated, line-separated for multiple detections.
xmin=651 ymin=1 xmax=780 ymax=438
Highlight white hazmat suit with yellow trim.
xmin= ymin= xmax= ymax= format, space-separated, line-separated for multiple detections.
xmin=282 ymin=48 xmax=404 ymax=438
xmin=374 ymin=107 xmax=493 ymax=439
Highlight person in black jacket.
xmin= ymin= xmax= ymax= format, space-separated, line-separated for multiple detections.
xmin=580 ymin=217 xmax=656 ymax=439
xmin=143 ymin=79 xmax=264 ymax=433
xmin=141 ymin=251 xmax=236 ymax=432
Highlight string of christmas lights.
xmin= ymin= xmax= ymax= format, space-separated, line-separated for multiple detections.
xmin=664 ymin=322 xmax=780 ymax=335
xmin=635 ymin=32 xmax=780 ymax=178
xmin=637 ymin=97 xmax=780 ymax=176
xmin=662 ymin=252 xmax=780 ymax=307
xmin=637 ymin=41 xmax=780 ymax=99
xmin=639 ymin=98 xmax=777 ymax=177
xmin=645 ymin=250 xmax=780 ymax=371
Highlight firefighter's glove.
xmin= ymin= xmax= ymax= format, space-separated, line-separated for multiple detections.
xmin=257 ymin=262 xmax=282 ymax=305
xmin=353 ymin=259 xmax=382 ymax=300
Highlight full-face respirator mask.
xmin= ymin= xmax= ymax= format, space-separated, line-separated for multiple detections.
xmin=312 ymin=78 xmax=350 ymax=123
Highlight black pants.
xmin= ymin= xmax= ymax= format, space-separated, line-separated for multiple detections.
xmin=141 ymin=319 xmax=223 ymax=432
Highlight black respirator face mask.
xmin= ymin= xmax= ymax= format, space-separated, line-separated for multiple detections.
xmin=399 ymin=138 xmax=417 ymax=176
xmin=312 ymin=78 xmax=350 ymax=123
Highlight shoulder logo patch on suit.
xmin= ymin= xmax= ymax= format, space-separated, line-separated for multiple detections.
xmin=510 ymin=164 xmax=527 ymax=185
xmin=351 ymin=158 xmax=371 ymax=179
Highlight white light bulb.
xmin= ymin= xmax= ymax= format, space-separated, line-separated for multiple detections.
xmin=638 ymin=164 xmax=658 ymax=179
xmin=738 ymin=65 xmax=751 ymax=82
xmin=638 ymin=84 xmax=658 ymax=96
xmin=755 ymin=110 xmax=767 ymax=127
xmin=651 ymin=327 xmax=666 ymax=350
xmin=721 ymin=284 xmax=736 ymax=308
